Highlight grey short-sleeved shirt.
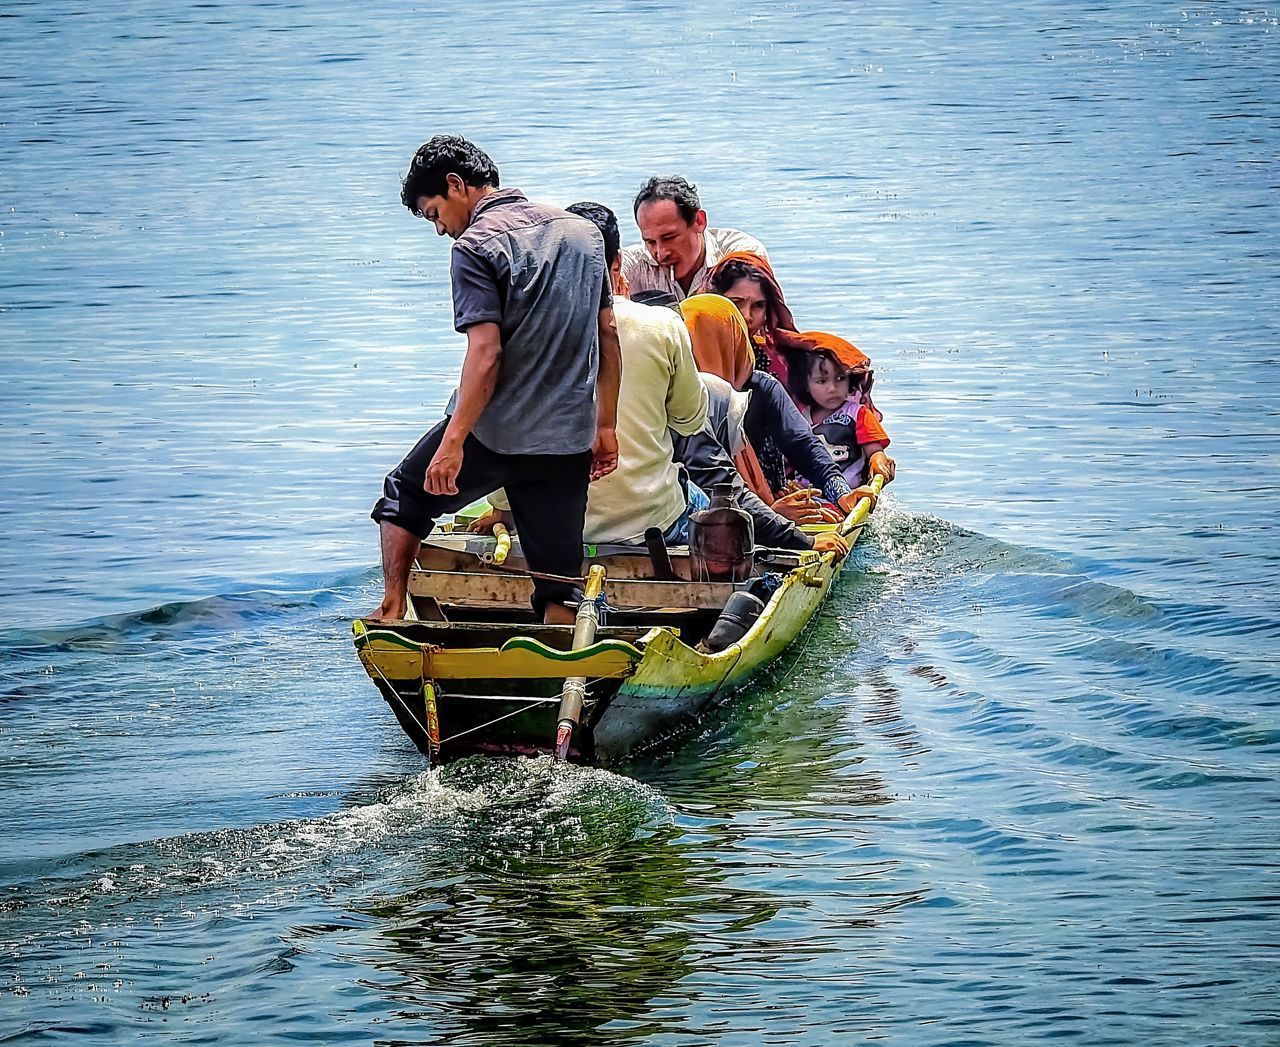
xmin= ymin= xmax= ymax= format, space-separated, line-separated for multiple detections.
xmin=448 ymin=188 xmax=611 ymax=456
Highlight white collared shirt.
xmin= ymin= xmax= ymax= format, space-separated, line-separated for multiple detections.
xmin=620 ymin=228 xmax=769 ymax=301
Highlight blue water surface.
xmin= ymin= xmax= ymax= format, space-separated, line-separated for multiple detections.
xmin=2 ymin=1 xmax=1278 ymax=1043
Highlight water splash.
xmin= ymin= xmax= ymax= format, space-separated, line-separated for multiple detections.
xmin=0 ymin=757 xmax=670 ymax=948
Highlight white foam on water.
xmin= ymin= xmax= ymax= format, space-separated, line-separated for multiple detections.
xmin=1 ymin=757 xmax=670 ymax=946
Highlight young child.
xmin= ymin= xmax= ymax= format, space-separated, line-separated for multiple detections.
xmin=786 ymin=332 xmax=895 ymax=490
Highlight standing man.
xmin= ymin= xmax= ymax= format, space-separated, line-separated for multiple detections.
xmin=369 ymin=135 xmax=621 ymax=625
xmin=472 ymin=200 xmax=709 ymax=545
xmin=620 ymin=176 xmax=768 ymax=302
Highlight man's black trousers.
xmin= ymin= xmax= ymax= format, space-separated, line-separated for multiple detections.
xmin=371 ymin=418 xmax=591 ymax=616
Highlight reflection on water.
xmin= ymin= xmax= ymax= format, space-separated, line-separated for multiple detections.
xmin=1 ymin=759 xmax=667 ymax=934
xmin=349 ymin=824 xmax=709 ymax=1045
xmin=2 ymin=759 xmax=689 ymax=1042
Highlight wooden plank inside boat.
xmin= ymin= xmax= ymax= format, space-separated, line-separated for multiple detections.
xmin=415 ymin=535 xmax=807 ymax=580
xmin=407 ymin=569 xmax=738 ymax=613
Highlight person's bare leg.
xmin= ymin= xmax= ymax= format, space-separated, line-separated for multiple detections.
xmin=543 ymin=602 xmax=574 ymax=625
xmin=368 ymin=521 xmax=419 ymax=621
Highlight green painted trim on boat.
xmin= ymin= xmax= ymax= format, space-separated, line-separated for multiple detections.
xmin=353 ymin=622 xmax=643 ymax=664
xmin=498 ymin=636 xmax=642 ymax=663
xmin=352 ymin=622 xmax=422 ymax=652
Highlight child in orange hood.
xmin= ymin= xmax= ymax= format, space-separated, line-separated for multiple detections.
xmin=786 ymin=332 xmax=896 ymax=498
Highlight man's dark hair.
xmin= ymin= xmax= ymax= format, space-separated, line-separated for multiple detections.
xmin=566 ymin=201 xmax=620 ymax=268
xmin=633 ymin=176 xmax=700 ymax=224
xmin=401 ymin=135 xmax=499 ymax=215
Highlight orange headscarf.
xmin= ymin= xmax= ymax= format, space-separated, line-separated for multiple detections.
xmin=787 ymin=330 xmax=883 ymax=424
xmin=705 ymin=251 xmax=797 ymax=333
xmin=789 ymin=331 xmax=872 ymax=376
xmin=679 ymin=294 xmax=775 ymax=501
xmin=705 ymin=251 xmax=803 ymax=387
xmin=679 ymin=294 xmax=755 ymax=389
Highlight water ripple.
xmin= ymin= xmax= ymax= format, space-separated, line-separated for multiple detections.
xmin=3 ymin=0 xmax=1279 ymax=1042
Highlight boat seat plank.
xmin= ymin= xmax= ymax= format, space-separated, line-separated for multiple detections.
xmin=356 ymin=635 xmax=640 ymax=681
xmin=408 ymin=569 xmax=738 ymax=612
xmin=427 ymin=642 xmax=640 ymax=680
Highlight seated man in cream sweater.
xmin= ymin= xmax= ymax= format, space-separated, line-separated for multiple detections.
xmin=476 ymin=200 xmax=708 ymax=545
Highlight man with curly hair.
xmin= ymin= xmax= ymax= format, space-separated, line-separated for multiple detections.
xmin=370 ymin=135 xmax=621 ymax=625
xmin=621 ymin=175 xmax=768 ymax=301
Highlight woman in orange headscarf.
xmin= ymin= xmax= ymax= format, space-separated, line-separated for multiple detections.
xmin=678 ymin=294 xmax=867 ymax=521
xmin=706 ymin=251 xmax=803 ymax=388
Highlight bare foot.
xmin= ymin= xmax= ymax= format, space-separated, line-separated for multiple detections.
xmin=364 ymin=597 xmax=407 ymax=623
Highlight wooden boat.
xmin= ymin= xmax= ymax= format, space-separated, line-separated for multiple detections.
xmin=352 ymin=476 xmax=883 ymax=766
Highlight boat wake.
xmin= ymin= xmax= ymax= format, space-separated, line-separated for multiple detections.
xmin=833 ymin=500 xmax=1280 ymax=792
xmin=0 ymin=756 xmax=669 ymax=949
xmin=869 ymin=500 xmax=1088 ymax=579
xmin=867 ymin=499 xmax=1280 ymax=651
xmin=0 ymin=565 xmax=381 ymax=657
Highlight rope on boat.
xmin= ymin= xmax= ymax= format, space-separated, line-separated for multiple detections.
xmin=368 ymin=650 xmax=559 ymax=751
xmin=367 ymin=652 xmax=602 ymax=752
xmin=772 ymin=605 xmax=823 ymax=688
xmin=365 ymin=634 xmax=624 ymax=757
xmin=437 ymin=697 xmax=559 ymax=746
xmin=363 ymin=653 xmax=437 ymax=745
xmin=458 ymin=554 xmax=586 ymax=586
xmin=436 ymin=668 xmax=621 ymax=746
xmin=435 ymin=693 xmax=565 ymax=703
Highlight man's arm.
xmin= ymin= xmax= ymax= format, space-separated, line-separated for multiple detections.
xmin=591 ymin=305 xmax=621 ymax=481
xmin=425 ymin=321 xmax=501 ymax=495
xmin=665 ymin=318 xmax=709 ymax=436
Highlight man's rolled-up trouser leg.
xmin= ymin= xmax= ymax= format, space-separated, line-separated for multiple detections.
xmin=503 ymin=450 xmax=593 ymax=618
xmin=371 ymin=419 xmax=508 ymax=537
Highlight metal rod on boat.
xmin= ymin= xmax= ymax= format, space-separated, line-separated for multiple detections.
xmin=553 ymin=564 xmax=607 ymax=761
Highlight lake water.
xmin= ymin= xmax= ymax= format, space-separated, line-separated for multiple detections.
xmin=2 ymin=1 xmax=1278 ymax=1043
